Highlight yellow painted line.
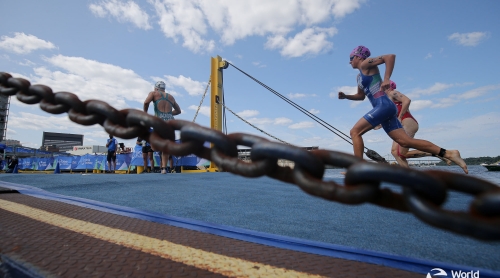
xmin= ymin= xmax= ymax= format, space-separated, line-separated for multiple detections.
xmin=0 ymin=199 xmax=323 ymax=278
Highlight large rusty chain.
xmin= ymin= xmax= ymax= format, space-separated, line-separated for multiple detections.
xmin=1 ymin=72 xmax=499 ymax=241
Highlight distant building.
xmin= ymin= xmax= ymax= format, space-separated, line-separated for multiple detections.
xmin=42 ymin=132 xmax=84 ymax=152
xmin=67 ymin=145 xmax=108 ymax=155
xmin=2 ymin=139 xmax=21 ymax=146
xmin=39 ymin=145 xmax=60 ymax=152
xmin=0 ymin=94 xmax=10 ymax=142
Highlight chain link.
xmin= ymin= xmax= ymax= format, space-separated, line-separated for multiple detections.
xmin=1 ymin=72 xmax=499 ymax=241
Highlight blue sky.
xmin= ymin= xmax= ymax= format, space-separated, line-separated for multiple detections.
xmin=0 ymin=0 xmax=499 ymax=159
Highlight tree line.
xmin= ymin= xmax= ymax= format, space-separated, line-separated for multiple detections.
xmin=436 ymin=155 xmax=500 ymax=166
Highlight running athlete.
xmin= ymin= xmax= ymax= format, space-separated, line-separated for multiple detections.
xmin=375 ymin=81 xmax=452 ymax=167
xmin=144 ymin=81 xmax=182 ymax=174
xmin=338 ymin=45 xmax=468 ymax=174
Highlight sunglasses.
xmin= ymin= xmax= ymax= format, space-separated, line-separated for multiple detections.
xmin=350 ymin=56 xmax=355 ymax=61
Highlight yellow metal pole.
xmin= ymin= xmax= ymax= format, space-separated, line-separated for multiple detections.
xmin=207 ymin=56 xmax=228 ymax=172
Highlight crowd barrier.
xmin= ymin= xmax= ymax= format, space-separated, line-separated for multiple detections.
xmin=5 ymin=145 xmax=210 ymax=172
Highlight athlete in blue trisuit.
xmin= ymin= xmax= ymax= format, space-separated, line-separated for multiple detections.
xmin=143 ymin=81 xmax=182 ymax=174
xmin=338 ymin=45 xmax=468 ymax=174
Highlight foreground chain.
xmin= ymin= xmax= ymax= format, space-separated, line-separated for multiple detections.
xmin=1 ymin=72 xmax=499 ymax=241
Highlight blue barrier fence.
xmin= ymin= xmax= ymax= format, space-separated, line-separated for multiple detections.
xmin=8 ymin=145 xmax=210 ymax=171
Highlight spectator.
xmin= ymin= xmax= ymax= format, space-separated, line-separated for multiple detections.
xmin=6 ymin=155 xmax=18 ymax=173
xmin=137 ymin=133 xmax=154 ymax=173
xmin=106 ymin=134 xmax=118 ymax=173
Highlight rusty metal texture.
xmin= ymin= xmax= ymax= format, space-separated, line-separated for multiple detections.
xmin=1 ymin=72 xmax=499 ymax=241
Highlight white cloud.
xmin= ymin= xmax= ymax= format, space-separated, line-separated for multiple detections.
xmin=407 ymin=82 xmax=471 ymax=99
xmin=457 ymin=84 xmax=500 ymax=100
xmin=247 ymin=117 xmax=273 ymax=125
xmin=410 ymin=100 xmax=433 ymax=111
xmin=411 ymin=84 xmax=500 ymax=110
xmin=6 ymin=128 xmax=17 ymax=135
xmin=331 ymin=85 xmax=357 ymax=98
xmin=424 ymin=53 xmax=432 ymax=59
xmin=330 ymin=0 xmax=366 ymax=18
xmin=247 ymin=116 xmax=292 ymax=126
xmin=237 ymin=110 xmax=259 ymax=118
xmin=150 ymin=0 xmax=215 ymax=53
xmin=164 ymin=75 xmax=207 ymax=96
xmin=30 ymin=55 xmax=152 ymax=108
xmin=9 ymin=112 xmax=77 ymax=131
xmin=288 ymin=93 xmax=317 ymax=99
xmin=266 ymin=27 xmax=337 ymax=57
xmin=252 ymin=61 xmax=267 ymax=68
xmin=289 ymin=93 xmax=306 ymax=99
xmin=188 ymin=104 xmax=210 ymax=117
xmin=309 ymin=108 xmax=320 ymax=114
xmin=274 ymin=117 xmax=293 ymax=125
xmin=330 ymin=85 xmax=364 ymax=107
xmin=289 ymin=121 xmax=314 ymax=129
xmin=0 ymin=33 xmax=56 ymax=54
xmin=448 ymin=32 xmax=488 ymax=46
xmin=146 ymin=0 xmax=361 ymax=55
xmin=89 ymin=0 xmax=152 ymax=30
xmin=415 ymin=112 xmax=500 ymax=157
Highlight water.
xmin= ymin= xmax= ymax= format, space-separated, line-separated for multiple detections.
xmin=323 ymin=165 xmax=500 ymax=185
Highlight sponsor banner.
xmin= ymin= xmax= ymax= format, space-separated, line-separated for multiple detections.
xmin=116 ymin=153 xmax=132 ymax=170
xmin=130 ymin=145 xmax=144 ymax=166
xmin=19 ymin=158 xmax=33 ymax=170
xmin=56 ymin=156 xmax=74 ymax=170
xmin=75 ymin=154 xmax=97 ymax=170
xmin=37 ymin=157 xmax=54 ymax=171
xmin=153 ymin=152 xmax=160 ymax=167
xmin=15 ymin=147 xmax=36 ymax=154
xmin=176 ymin=154 xmax=198 ymax=167
xmin=130 ymin=145 xmax=159 ymax=167
xmin=71 ymin=156 xmax=80 ymax=169
xmin=9 ymin=140 xmax=212 ymax=171
xmin=94 ymin=155 xmax=107 ymax=171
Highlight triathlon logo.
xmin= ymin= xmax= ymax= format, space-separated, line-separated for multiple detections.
xmin=426 ymin=268 xmax=447 ymax=278
xmin=426 ymin=268 xmax=480 ymax=278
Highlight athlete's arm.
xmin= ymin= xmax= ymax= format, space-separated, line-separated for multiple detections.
xmin=143 ymin=91 xmax=154 ymax=113
xmin=339 ymin=86 xmax=365 ymax=101
xmin=172 ymin=101 xmax=181 ymax=116
xmin=392 ymin=90 xmax=411 ymax=120
xmin=362 ymin=54 xmax=396 ymax=91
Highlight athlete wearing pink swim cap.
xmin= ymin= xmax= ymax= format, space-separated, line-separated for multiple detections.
xmin=350 ymin=45 xmax=371 ymax=59
xmin=379 ymin=80 xmax=453 ymax=167
xmin=389 ymin=80 xmax=397 ymax=90
xmin=338 ymin=45 xmax=468 ymax=174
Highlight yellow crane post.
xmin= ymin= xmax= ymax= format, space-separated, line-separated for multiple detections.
xmin=207 ymin=56 xmax=228 ymax=172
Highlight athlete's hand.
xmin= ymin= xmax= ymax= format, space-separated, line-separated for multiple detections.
xmin=373 ymin=124 xmax=382 ymax=130
xmin=381 ymin=80 xmax=390 ymax=91
xmin=338 ymin=92 xmax=346 ymax=99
